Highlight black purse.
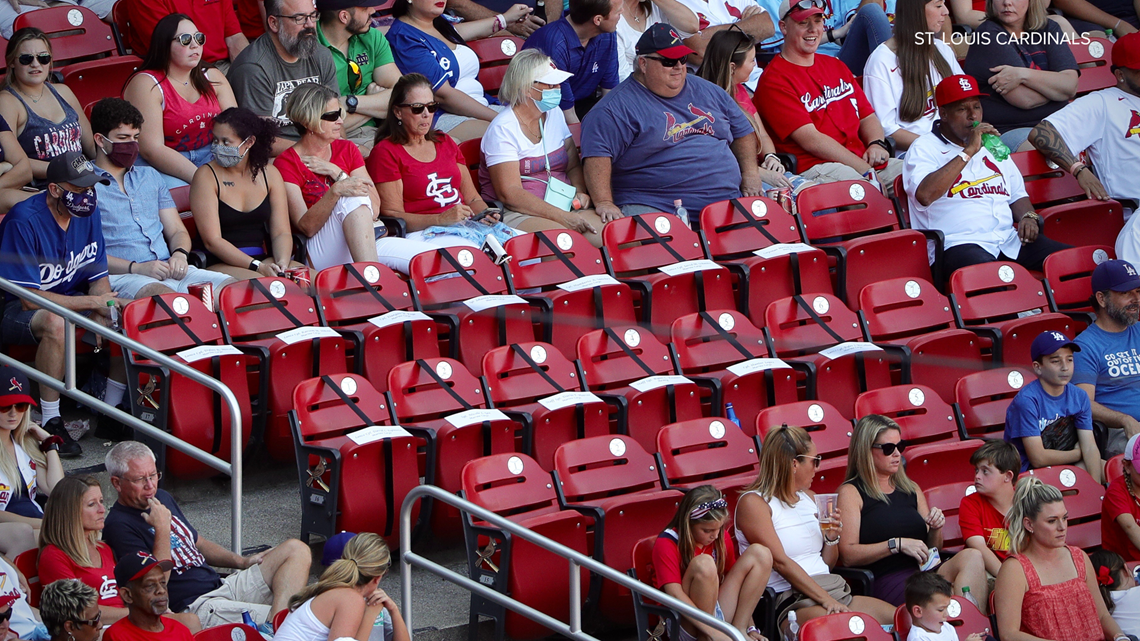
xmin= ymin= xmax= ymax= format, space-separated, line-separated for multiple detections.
xmin=1040 ymin=415 xmax=1078 ymax=452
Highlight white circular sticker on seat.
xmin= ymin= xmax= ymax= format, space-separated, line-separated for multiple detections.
xmin=458 ymin=250 xmax=474 ymax=267
xmin=751 ymin=200 xmax=767 ymax=217
xmin=1007 ymin=370 xmax=1025 ymax=389
xmin=341 ymin=377 xmax=357 ymax=395
xmin=1090 ymin=40 xmax=1105 ymax=58
xmin=709 ymin=420 xmax=726 ymax=439
xmin=624 ymin=328 xmax=641 ymax=347
xmin=808 ymin=403 xmax=825 ymax=422
xmin=609 ymin=438 xmax=626 ymax=457
xmin=363 ymin=265 xmax=380 ymax=283
xmin=998 ymin=265 xmax=1015 ymax=283
xmin=905 ymin=280 xmax=921 ymax=299
xmin=718 ymin=313 xmax=735 ymax=331
xmin=812 ymin=296 xmax=829 ymax=314
xmin=1059 ymin=468 xmax=1077 ymax=487
xmin=849 ymin=183 xmax=865 ymax=201
xmin=965 ymin=484 xmax=976 ymax=495
xmin=436 ymin=361 xmax=453 ymax=379
xmin=231 ymin=627 xmax=246 ymax=641
xmin=557 ymin=232 xmax=573 ymax=250
xmin=654 ymin=216 xmax=671 ymax=234
xmin=269 ymin=280 xmax=287 ymax=298
xmin=172 ymin=296 xmax=189 ymax=315
xmin=501 ymin=39 xmax=517 ymax=55
xmin=507 ymin=455 xmax=524 ymax=475
xmin=909 ymin=387 xmax=925 ymax=406
xmin=1094 ymin=249 xmax=1109 ymax=264
xmin=947 ymin=598 xmax=962 ymax=618
xmin=67 ymin=8 xmax=83 ymax=25
xmin=530 ymin=344 xmax=547 ymax=363
xmin=848 ymin=616 xmax=865 ymax=634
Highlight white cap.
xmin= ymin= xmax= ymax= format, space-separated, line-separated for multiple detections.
xmin=537 ymin=62 xmax=573 ymax=85
xmin=1127 ymin=434 xmax=1140 ymax=473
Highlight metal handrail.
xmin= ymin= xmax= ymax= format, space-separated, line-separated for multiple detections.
xmin=400 ymin=484 xmax=749 ymax=641
xmin=0 ymin=277 xmax=244 ymax=552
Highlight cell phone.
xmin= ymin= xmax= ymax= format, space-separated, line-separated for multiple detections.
xmin=471 ymin=208 xmax=500 ymax=223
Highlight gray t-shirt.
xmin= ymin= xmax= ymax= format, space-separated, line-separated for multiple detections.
xmin=228 ymin=34 xmax=338 ymax=140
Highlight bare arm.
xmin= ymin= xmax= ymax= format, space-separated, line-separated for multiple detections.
xmin=0 ymin=130 xmax=31 ymax=189
xmin=1114 ymin=513 xmax=1140 ymax=554
xmin=212 ymin=70 xmax=238 ymax=110
xmin=789 ymin=123 xmax=872 ymax=174
xmin=446 ymin=0 xmax=548 ymax=36
xmin=435 ymin=83 xmax=499 ymax=121
xmin=916 ymin=487 xmax=943 ymax=549
xmin=1017 ymin=68 xmax=1078 ymax=102
xmin=949 ymin=0 xmax=986 ymax=28
xmin=225 ymin=33 xmax=250 ymax=60
xmin=1083 ymin=550 xmax=1127 ymax=640
xmin=683 ymin=10 xmax=774 ymax=63
xmin=1077 ymin=382 xmax=1140 ymax=437
xmin=124 ymin=75 xmax=201 ymax=184
xmin=454 ymin=4 xmax=533 ymax=40
xmin=736 ymin=493 xmax=839 ymax=607
xmin=1051 ymin=0 xmax=1137 ymax=32
xmin=652 ymin=0 xmax=699 ymax=34
xmin=191 ymin=165 xmax=267 ymax=268
xmin=993 ymin=558 xmax=1052 ymax=641
xmin=729 ymin=132 xmax=762 ymax=196
xmin=377 ymin=179 xmax=461 ymax=230
xmin=350 ymin=165 xmax=382 ymax=216
xmin=55 ymin=84 xmax=95 ymax=160
xmin=1022 ymin=434 xmax=1083 ymax=468
xmin=195 ymin=536 xmax=246 ymax=569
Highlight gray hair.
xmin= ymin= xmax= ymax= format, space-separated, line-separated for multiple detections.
xmin=499 ymin=49 xmax=557 ymax=107
xmin=105 ymin=441 xmax=156 ymax=479
xmin=40 ymin=579 xmax=98 ymax=638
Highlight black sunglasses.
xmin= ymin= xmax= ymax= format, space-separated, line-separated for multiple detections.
xmin=73 ymin=612 xmax=101 ymax=628
xmin=0 ymin=402 xmax=29 ymax=413
xmin=398 ymin=102 xmax=440 ymax=115
xmin=17 ymin=53 xmax=51 ymax=66
xmin=647 ymin=55 xmax=687 ymax=68
xmin=872 ymin=441 xmax=908 ymax=456
xmin=782 ymin=0 xmax=826 ymax=18
xmin=320 ymin=108 xmax=344 ymax=122
xmin=173 ymin=32 xmax=206 ymax=46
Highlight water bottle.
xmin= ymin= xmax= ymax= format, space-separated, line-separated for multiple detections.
xmin=787 ymin=610 xmax=799 ymax=638
xmin=674 ymin=199 xmax=688 ymax=225
xmin=242 ymin=611 xmax=256 ymax=629
xmin=107 ymin=300 xmax=119 ymax=331
xmin=725 ymin=403 xmax=741 ymax=429
xmin=961 ymin=585 xmax=979 ymax=609
xmin=973 ymin=121 xmax=1010 ymax=161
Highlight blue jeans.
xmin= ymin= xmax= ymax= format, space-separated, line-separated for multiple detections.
xmin=135 ymin=146 xmax=214 ymax=190
xmin=999 ymin=127 xmax=1034 ymax=153
xmin=838 ymin=3 xmax=893 ymax=76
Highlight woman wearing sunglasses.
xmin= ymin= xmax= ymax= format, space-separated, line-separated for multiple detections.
xmin=0 ymin=364 xmax=64 ymax=558
xmin=837 ymin=414 xmax=989 ymax=607
xmin=38 ymin=579 xmax=101 ymax=641
xmin=736 ymin=424 xmax=896 ymax=634
xmin=124 ymin=13 xmax=237 ymax=189
xmin=0 ymin=27 xmax=95 ymax=188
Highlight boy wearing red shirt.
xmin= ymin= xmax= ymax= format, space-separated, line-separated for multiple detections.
xmin=1103 ymin=433 xmax=1140 ymax=561
xmin=959 ymin=440 xmax=1019 ymax=577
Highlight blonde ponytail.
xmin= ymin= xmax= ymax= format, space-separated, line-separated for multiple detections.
xmin=289 ymin=533 xmax=391 ymax=610
xmin=1007 ymin=477 xmax=1064 ymax=553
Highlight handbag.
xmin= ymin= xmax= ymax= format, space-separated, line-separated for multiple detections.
xmin=1040 ymin=415 xmax=1079 ymax=452
xmin=520 ymin=120 xmax=576 ymax=212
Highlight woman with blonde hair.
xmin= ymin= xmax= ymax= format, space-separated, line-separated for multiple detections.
xmin=993 ymin=478 xmax=1126 ymax=641
xmin=735 ymin=425 xmax=895 ymax=630
xmin=274 ymin=533 xmax=408 ymax=641
xmin=837 ymin=415 xmax=987 ymax=607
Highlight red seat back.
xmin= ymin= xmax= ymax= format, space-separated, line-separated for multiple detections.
xmin=462 ymin=453 xmax=562 ymax=519
xmin=1070 ymin=38 xmax=1115 ymax=95
xmin=386 ymin=357 xmax=487 ymax=421
xmin=1019 ymin=465 xmax=1104 ymax=549
xmin=799 ymin=612 xmax=894 ymax=641
xmin=553 ymin=435 xmax=664 ymax=502
xmin=14 ymin=549 xmax=39 ymax=607
xmin=1043 ymin=246 xmax=1114 ymax=313
xmin=893 ymin=174 xmax=910 ymax=227
xmin=314 ymin=262 xmax=417 ymax=323
xmin=949 ymin=262 xmax=1052 ymax=323
xmin=923 ymin=481 xmax=975 ymax=552
xmin=458 ymin=137 xmax=481 ymax=187
xmin=504 ymin=230 xmax=609 ymax=290
xmin=468 ymin=36 xmax=522 ymax=95
xmin=193 ymin=625 xmax=261 ymax=641
xmin=670 ymin=310 xmax=769 ymax=372
xmin=60 ymin=55 xmax=141 ymax=112
xmin=1107 ymin=454 xmax=1126 ymax=485
xmin=765 ymin=294 xmax=863 ymax=356
xmin=796 ymin=181 xmax=900 ymax=243
xmin=122 ymin=292 xmax=225 ymax=349
xmin=291 ymin=373 xmax=390 ymax=442
xmin=576 ymin=325 xmax=674 ymax=389
xmin=1013 ymin=150 xmax=1088 ymax=206
xmin=217 ymin=277 xmax=321 ymax=339
xmin=272 ymin=609 xmax=288 ymax=632
xmin=602 ymin=213 xmax=705 ymax=274
xmin=954 ymin=367 xmax=1036 ymax=437
xmin=854 ymin=385 xmax=959 ymax=446
xmin=14 ymin=6 xmax=116 ymax=64
xmin=409 ymin=247 xmax=510 ymax=308
xmin=655 ymin=417 xmax=758 ymax=485
xmin=904 ymin=440 xmax=983 ymax=490
xmin=482 ymin=342 xmax=583 ymax=406
xmin=858 ymin=277 xmax=957 ymax=340
xmin=699 ymin=197 xmax=803 ymax=258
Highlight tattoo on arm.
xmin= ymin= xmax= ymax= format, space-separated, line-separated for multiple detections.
xmin=1029 ymin=121 xmax=1078 ymax=170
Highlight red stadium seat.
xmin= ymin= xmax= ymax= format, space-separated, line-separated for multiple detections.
xmin=122 ymin=293 xmax=260 ymax=478
xmin=654 ymin=417 xmax=759 ymax=513
xmin=629 ymin=536 xmax=678 ymax=641
xmin=1013 ymin=150 xmax=1125 ymax=248
xmin=923 ymin=481 xmax=975 ymax=552
xmin=1043 ymin=245 xmax=1114 ymax=315
xmin=458 ymin=137 xmax=480 ymax=188
xmin=854 ymin=384 xmax=964 ymax=446
xmin=14 ymin=6 xmax=117 ymax=66
xmin=110 ymin=0 xmax=128 ymax=53
xmin=755 ymin=401 xmax=852 ymax=493
xmin=217 ymin=277 xmax=349 ymax=460
xmin=575 ymin=325 xmax=703 ymax=453
xmin=1107 ymin=454 xmax=1126 ymax=485
xmin=272 ymin=609 xmax=287 ymax=632
xmin=949 ymin=261 xmax=1079 ymax=366
xmin=288 ymin=374 xmax=420 ymax=547
xmin=408 ymin=246 xmax=533 ymax=376
xmin=469 ymin=36 xmax=523 ymax=96
xmin=552 ymin=435 xmax=683 ymax=624
xmin=193 ymin=624 xmax=260 ymax=641
xmin=313 ymin=262 xmax=438 ymax=393
xmin=858 ymin=277 xmax=985 ymax=403
xmin=954 ymin=367 xmax=1036 ymax=438
xmin=14 ymin=549 xmax=39 ymax=607
xmin=1020 ymin=465 xmax=1104 ymax=550
xmin=799 ymin=612 xmax=894 ymax=641
xmin=602 ymin=213 xmax=736 ymax=340
xmin=893 ymin=596 xmax=993 ymax=640
xmin=461 ymin=453 xmax=592 ymax=640
xmin=481 ymin=341 xmax=612 ymax=470
xmin=903 ymin=440 xmax=983 ymax=491
xmin=504 ymin=230 xmax=637 ymax=359
xmin=59 ymin=55 xmax=141 ymax=114
xmin=796 ymin=180 xmax=932 ymax=304
xmin=170 ymin=185 xmax=195 ymax=240
xmin=1071 ymin=37 xmax=1116 ymax=96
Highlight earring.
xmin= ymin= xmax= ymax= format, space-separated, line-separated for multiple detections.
xmin=396 ymin=118 xmax=402 ymax=125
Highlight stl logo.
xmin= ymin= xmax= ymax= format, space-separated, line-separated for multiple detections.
xmin=958 ymin=77 xmax=972 ymax=92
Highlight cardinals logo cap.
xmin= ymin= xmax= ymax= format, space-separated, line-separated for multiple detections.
xmin=935 ymin=74 xmax=984 ymax=107
xmin=636 ymin=23 xmax=697 ymax=59
xmin=0 ymin=364 xmax=34 ymax=408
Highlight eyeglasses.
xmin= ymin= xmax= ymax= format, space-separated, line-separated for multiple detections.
xmin=320 ymin=108 xmax=345 ymax=122
xmin=646 ymin=55 xmax=687 ymax=68
xmin=872 ymin=441 xmax=908 ymax=456
xmin=17 ymin=53 xmax=51 ymax=66
xmin=782 ymin=0 xmax=825 ymax=18
xmin=73 ymin=612 xmax=101 ymax=628
xmin=275 ymin=10 xmax=319 ymax=24
xmin=397 ymin=102 xmax=439 ymax=115
xmin=122 ymin=471 xmax=162 ymax=486
xmin=347 ymin=60 xmax=363 ymax=91
xmin=173 ymin=32 xmax=206 ymax=46
xmin=0 ymin=402 xmax=29 ymax=413
xmin=796 ymin=454 xmax=822 ymax=468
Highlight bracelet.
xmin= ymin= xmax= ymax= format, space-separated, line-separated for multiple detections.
xmin=172 ymin=248 xmax=189 ymax=258
xmin=1022 ymin=212 xmax=1042 ymax=226
xmin=1075 ymin=165 xmax=1091 ymax=179
xmin=824 ymin=535 xmax=840 ymax=546
xmin=869 ymin=139 xmax=891 ymax=153
xmin=128 ymin=261 xmax=135 ymax=274
xmin=1115 ymin=18 xmax=1122 ymax=31
xmin=763 ymin=153 xmax=781 ymax=164
xmin=1069 ymin=160 xmax=1085 ymax=175
xmin=493 ymin=13 xmax=505 ymax=31
xmin=958 ymin=151 xmax=971 ymax=164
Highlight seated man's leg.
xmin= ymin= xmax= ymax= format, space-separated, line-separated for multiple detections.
xmin=943 ymin=244 xmax=999 ymax=279
xmin=29 ymin=307 xmax=66 ymax=413
xmin=875 ymin=158 xmax=904 ymax=197
xmin=110 ymin=274 xmax=176 ymax=302
xmin=800 ymin=162 xmax=866 ymax=185
xmin=1012 ymin=234 xmax=1071 ymax=271
xmin=252 ymin=539 xmax=311 ymax=616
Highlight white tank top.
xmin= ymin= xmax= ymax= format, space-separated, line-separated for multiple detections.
xmin=735 ymin=490 xmax=830 ymax=593
xmin=273 ymin=599 xmax=329 ymax=641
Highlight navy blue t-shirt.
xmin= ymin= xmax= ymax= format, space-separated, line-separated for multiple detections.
xmin=103 ymin=489 xmax=222 ymax=612
xmin=1004 ymin=379 xmax=1092 ymax=471
xmin=0 ymin=192 xmax=107 ymax=300
xmin=523 ymin=18 xmax=619 ymax=111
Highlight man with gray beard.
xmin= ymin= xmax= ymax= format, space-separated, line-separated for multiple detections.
xmin=229 ymin=0 xmax=338 ymax=154
xmin=1074 ymin=258 xmax=1140 ymax=457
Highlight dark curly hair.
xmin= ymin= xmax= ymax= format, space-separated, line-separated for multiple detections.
xmin=90 ymin=98 xmax=144 ymax=138
xmin=138 ymin=13 xmax=217 ymax=100
xmin=213 ymin=107 xmax=278 ymax=179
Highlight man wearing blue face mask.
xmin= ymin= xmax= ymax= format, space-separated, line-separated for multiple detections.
xmin=0 ymin=150 xmax=118 ymax=455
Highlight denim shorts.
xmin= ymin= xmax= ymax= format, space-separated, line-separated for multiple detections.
xmin=1 ymin=299 xmax=39 ymax=345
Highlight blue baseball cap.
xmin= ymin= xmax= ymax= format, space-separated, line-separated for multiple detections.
xmin=321 ymin=531 xmax=357 ymax=566
xmin=1030 ymin=330 xmax=1081 ymax=362
xmin=1091 ymin=259 xmax=1140 ymax=293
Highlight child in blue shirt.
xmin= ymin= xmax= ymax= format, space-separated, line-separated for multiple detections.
xmin=1005 ymin=330 xmax=1102 ymax=482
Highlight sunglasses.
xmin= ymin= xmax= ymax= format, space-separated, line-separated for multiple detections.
xmin=0 ymin=402 xmax=29 ymax=413
xmin=782 ymin=0 xmax=826 ymax=18
xmin=872 ymin=441 xmax=908 ymax=456
xmin=73 ymin=612 xmax=101 ymax=628
xmin=647 ymin=55 xmax=687 ymax=68
xmin=796 ymin=454 xmax=822 ymax=468
xmin=320 ymin=108 xmax=345 ymax=122
xmin=398 ymin=102 xmax=440 ymax=115
xmin=0 ymin=608 xmax=11 ymax=623
xmin=347 ymin=60 xmax=363 ymax=91
xmin=173 ymin=32 xmax=206 ymax=46
xmin=17 ymin=53 xmax=51 ymax=66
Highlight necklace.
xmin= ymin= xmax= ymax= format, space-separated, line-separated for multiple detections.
xmin=16 ymin=84 xmax=45 ymax=104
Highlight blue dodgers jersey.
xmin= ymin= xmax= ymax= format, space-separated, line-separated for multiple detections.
xmin=0 ymin=192 xmax=108 ymax=297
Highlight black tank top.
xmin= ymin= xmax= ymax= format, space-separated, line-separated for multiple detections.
xmin=208 ymin=165 xmax=271 ymax=252
xmin=852 ymin=479 xmax=928 ymax=576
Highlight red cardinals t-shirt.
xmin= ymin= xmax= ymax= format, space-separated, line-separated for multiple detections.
xmin=367 ymin=134 xmax=467 ymax=216
xmin=274 ymin=139 xmax=366 ymax=209
xmin=958 ymin=492 xmax=1012 ymax=561
xmin=38 ymin=543 xmax=124 ymax=607
xmin=755 ymin=53 xmax=873 ymax=172
xmin=1103 ymin=476 xmax=1140 ymax=561
xmin=104 ymin=616 xmax=194 ymax=641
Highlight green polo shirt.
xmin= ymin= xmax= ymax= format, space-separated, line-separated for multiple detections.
xmin=317 ymin=23 xmax=394 ymax=97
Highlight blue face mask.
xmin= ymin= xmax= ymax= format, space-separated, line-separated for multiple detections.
xmin=534 ymin=87 xmax=561 ymax=113
xmin=60 ymin=188 xmax=97 ymax=217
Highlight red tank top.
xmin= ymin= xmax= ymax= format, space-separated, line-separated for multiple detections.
xmin=1017 ymin=546 xmax=1103 ymax=641
xmin=140 ymin=72 xmax=220 ymax=153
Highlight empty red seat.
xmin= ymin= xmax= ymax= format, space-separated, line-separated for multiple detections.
xmin=15 ymin=5 xmax=116 ymax=66
xmin=854 ymin=384 xmax=963 ymax=446
xmin=1107 ymin=454 xmax=1126 ymax=485
xmin=468 ymin=36 xmax=524 ymax=96
xmin=923 ymin=481 xmax=975 ymax=553
xmin=1070 ymin=37 xmax=1116 ymax=96
xmin=1013 ymin=150 xmax=1124 ymax=248
xmin=1043 ymin=245 xmax=1114 ymax=314
xmin=193 ymin=624 xmax=261 ymax=641
xmin=954 ymin=367 xmax=1036 ymax=438
xmin=755 ymin=401 xmax=852 ymax=493
xmin=655 ymin=417 xmax=759 ymax=513
xmin=59 ymin=55 xmax=142 ymax=113
xmin=799 ymin=612 xmax=894 ymax=641
xmin=1020 ymin=465 xmax=1104 ymax=550
xmin=903 ymin=440 xmax=983 ymax=491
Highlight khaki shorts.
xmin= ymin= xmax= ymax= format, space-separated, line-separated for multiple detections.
xmin=187 ymin=566 xmax=273 ymax=628
xmin=801 ymin=158 xmax=904 ymax=197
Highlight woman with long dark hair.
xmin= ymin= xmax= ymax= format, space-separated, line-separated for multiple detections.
xmin=124 ymin=13 xmax=237 ymax=188
xmin=615 ymin=0 xmax=697 ymax=80
xmin=863 ymin=0 xmax=961 ymax=152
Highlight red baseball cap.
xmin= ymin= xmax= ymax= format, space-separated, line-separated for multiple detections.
xmin=779 ymin=0 xmax=826 ymax=21
xmin=1113 ymin=32 xmax=1140 ymax=69
xmin=935 ymin=74 xmax=984 ymax=107
xmin=0 ymin=364 xmax=35 ymax=408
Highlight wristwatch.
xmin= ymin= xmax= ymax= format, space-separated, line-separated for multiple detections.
xmin=336 ymin=171 xmax=349 ymax=182
xmin=345 ymin=95 xmax=359 ymax=115
xmin=1023 ymin=211 xmax=1042 ymax=225
xmin=39 ymin=435 xmax=63 ymax=453
xmin=888 ymin=538 xmax=899 ymax=554
xmin=249 ymin=259 xmax=262 ymax=272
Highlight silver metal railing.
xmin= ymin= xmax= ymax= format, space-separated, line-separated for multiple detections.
xmin=400 ymin=484 xmax=749 ymax=641
xmin=0 ymin=277 xmax=245 ymax=552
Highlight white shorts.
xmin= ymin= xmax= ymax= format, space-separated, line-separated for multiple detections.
xmin=187 ymin=565 xmax=273 ymax=628
xmin=109 ymin=266 xmax=233 ymax=300
xmin=305 ymin=195 xmax=374 ymax=272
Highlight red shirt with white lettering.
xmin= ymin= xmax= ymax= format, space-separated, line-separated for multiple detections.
xmin=367 ymin=134 xmax=468 ymax=216
xmin=38 ymin=543 xmax=125 ymax=607
xmin=755 ymin=53 xmax=873 ymax=172
xmin=958 ymin=492 xmax=1012 ymax=562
